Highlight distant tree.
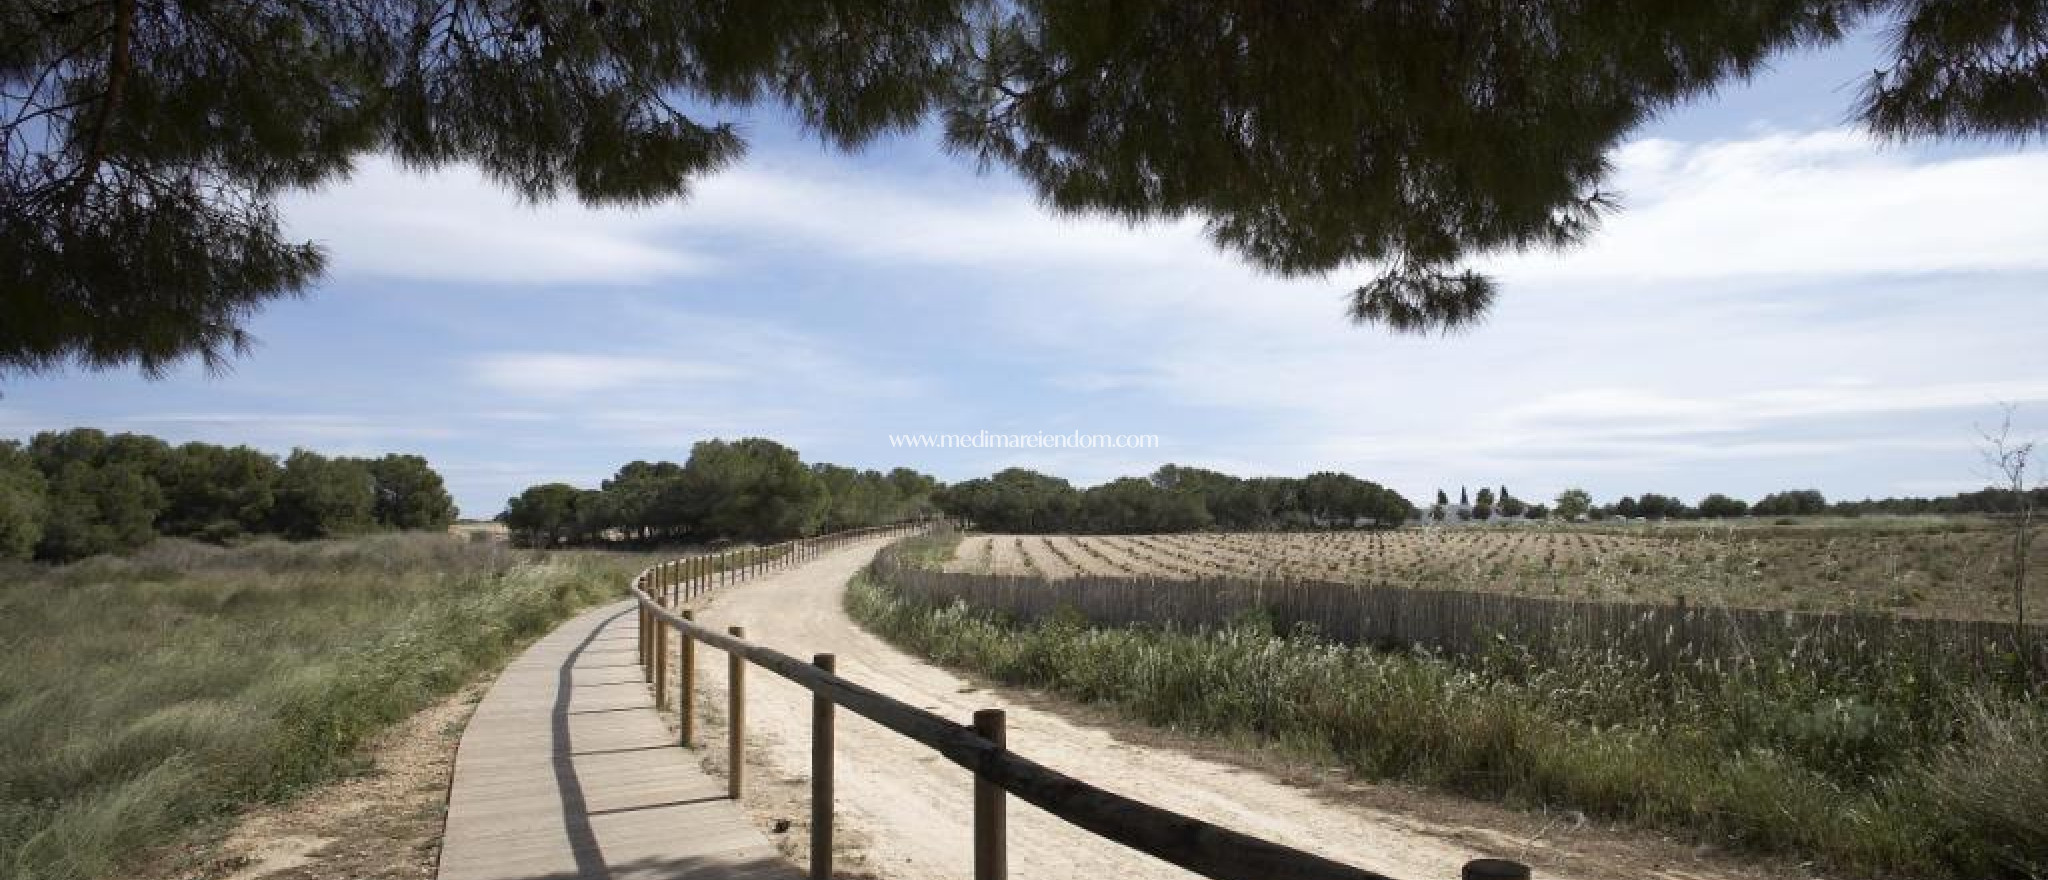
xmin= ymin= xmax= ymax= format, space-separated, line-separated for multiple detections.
xmin=938 ymin=468 xmax=1081 ymax=533
xmin=1473 ymin=486 xmax=1496 ymax=520
xmin=1753 ymin=489 xmax=1828 ymax=516
xmin=1635 ymin=493 xmax=1685 ymax=520
xmin=365 ymin=454 xmax=457 ymax=531
xmin=1612 ymin=496 xmax=1641 ymax=519
xmin=0 ymin=442 xmax=48 ymax=560
xmin=27 ymin=428 xmax=168 ymax=558
xmin=1500 ymin=494 xmax=1528 ymax=517
xmin=1436 ymin=489 xmax=1450 ymax=506
xmin=504 ymin=483 xmax=583 ymax=547
xmin=1459 ymin=486 xmax=1469 ymax=506
xmin=156 ymin=442 xmax=280 ymax=540
xmin=1301 ymin=472 xmax=1412 ymax=528
xmin=1080 ymin=477 xmax=1209 ymax=533
xmin=269 ymin=450 xmax=375 ymax=539
xmin=37 ymin=460 xmax=162 ymax=559
xmin=1697 ymin=493 xmax=1750 ymax=519
xmin=679 ymin=439 xmax=828 ymax=539
xmin=1554 ymin=488 xmax=1592 ymax=521
xmin=1523 ymin=504 xmax=1549 ymax=521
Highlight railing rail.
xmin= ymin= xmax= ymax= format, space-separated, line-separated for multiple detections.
xmin=626 ymin=523 xmax=1526 ymax=880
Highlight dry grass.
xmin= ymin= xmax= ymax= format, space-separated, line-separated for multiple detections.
xmin=0 ymin=534 xmax=635 ymax=880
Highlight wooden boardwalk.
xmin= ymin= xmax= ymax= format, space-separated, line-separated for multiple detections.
xmin=438 ymin=600 xmax=798 ymax=880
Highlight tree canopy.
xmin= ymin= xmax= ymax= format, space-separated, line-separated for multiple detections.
xmin=937 ymin=464 xmax=1412 ymax=533
xmin=501 ymin=439 xmax=940 ymax=546
xmin=0 ymin=428 xmax=457 ymax=560
xmin=6 ymin=1 xmax=2044 ymax=377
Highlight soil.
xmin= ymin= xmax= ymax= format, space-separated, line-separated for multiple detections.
xmin=133 ymin=679 xmax=489 ymax=880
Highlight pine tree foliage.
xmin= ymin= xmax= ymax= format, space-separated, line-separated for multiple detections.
xmin=5 ymin=0 xmax=2045 ymax=376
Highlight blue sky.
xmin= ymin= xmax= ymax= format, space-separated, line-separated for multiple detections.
xmin=6 ymin=31 xmax=2046 ymax=518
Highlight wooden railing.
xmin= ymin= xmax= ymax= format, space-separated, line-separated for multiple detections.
xmin=628 ymin=524 xmax=1530 ymax=880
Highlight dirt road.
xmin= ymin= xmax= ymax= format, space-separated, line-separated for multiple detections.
xmin=685 ymin=538 xmax=1761 ymax=880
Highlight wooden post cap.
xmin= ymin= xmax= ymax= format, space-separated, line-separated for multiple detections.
xmin=1462 ymin=859 xmax=1530 ymax=880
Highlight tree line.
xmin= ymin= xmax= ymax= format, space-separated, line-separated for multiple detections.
xmin=1538 ymin=486 xmax=2048 ymax=522
xmin=501 ymin=439 xmax=941 ymax=548
xmin=0 ymin=428 xmax=457 ymax=561
xmin=1424 ymin=485 xmax=1546 ymax=521
xmin=936 ymin=465 xmax=1414 ymax=534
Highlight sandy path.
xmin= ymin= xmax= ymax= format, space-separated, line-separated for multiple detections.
xmin=688 ymin=538 xmax=1592 ymax=880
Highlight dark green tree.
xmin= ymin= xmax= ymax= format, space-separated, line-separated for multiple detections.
xmin=1474 ymin=486 xmax=1496 ymax=520
xmin=0 ymin=442 xmax=49 ymax=560
xmin=1081 ymin=477 xmax=1210 ymax=533
xmin=1554 ymin=488 xmax=1593 ymax=521
xmin=37 ymin=459 xmax=162 ymax=559
xmin=1697 ymin=493 xmax=1750 ymax=519
xmin=1753 ymin=489 xmax=1829 ymax=516
xmin=365 ymin=453 xmax=457 ymax=530
xmin=269 ymin=450 xmax=375 ymax=538
xmin=8 ymin=1 xmax=2045 ymax=376
xmin=1500 ymin=493 xmax=1528 ymax=518
xmin=25 ymin=428 xmax=170 ymax=558
xmin=678 ymin=438 xmax=827 ymax=539
xmin=1635 ymin=493 xmax=1686 ymax=520
xmin=156 ymin=442 xmax=280 ymax=540
xmin=504 ymin=482 xmax=583 ymax=547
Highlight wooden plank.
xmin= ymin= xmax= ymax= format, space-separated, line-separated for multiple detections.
xmin=437 ymin=601 xmax=799 ymax=880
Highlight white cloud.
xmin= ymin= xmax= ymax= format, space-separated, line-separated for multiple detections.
xmin=469 ymin=353 xmax=740 ymax=396
xmin=1490 ymin=130 xmax=2048 ymax=284
xmin=282 ymin=157 xmax=713 ymax=284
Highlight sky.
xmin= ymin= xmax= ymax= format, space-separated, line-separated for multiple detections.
xmin=5 ymin=30 xmax=2046 ymax=518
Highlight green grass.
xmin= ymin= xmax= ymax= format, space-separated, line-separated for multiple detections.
xmin=0 ymin=534 xmax=633 ymax=880
xmin=852 ymin=536 xmax=2048 ymax=878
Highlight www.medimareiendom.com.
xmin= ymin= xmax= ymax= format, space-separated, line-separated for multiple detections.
xmin=887 ymin=431 xmax=1161 ymax=449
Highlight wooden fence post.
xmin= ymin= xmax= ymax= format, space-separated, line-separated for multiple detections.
xmin=810 ymin=654 xmax=836 ymax=880
xmin=973 ymin=709 xmax=1006 ymax=880
xmin=639 ymin=604 xmax=651 ymax=681
xmin=728 ymin=626 xmax=747 ymax=800
xmin=654 ymin=619 xmax=669 ymax=711
xmin=679 ymin=611 xmax=697 ymax=747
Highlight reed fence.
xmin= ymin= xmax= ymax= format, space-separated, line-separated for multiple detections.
xmin=871 ymin=549 xmax=2048 ymax=677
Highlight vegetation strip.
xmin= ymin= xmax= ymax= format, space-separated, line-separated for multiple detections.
xmin=853 ymin=535 xmax=2047 ymax=879
xmin=0 ymin=535 xmax=631 ymax=880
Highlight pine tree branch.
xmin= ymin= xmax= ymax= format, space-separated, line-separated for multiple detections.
xmin=72 ymin=0 xmax=133 ymax=195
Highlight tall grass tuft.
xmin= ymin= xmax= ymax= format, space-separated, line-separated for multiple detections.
xmin=848 ymin=559 xmax=2048 ymax=879
xmin=0 ymin=534 xmax=630 ymax=880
